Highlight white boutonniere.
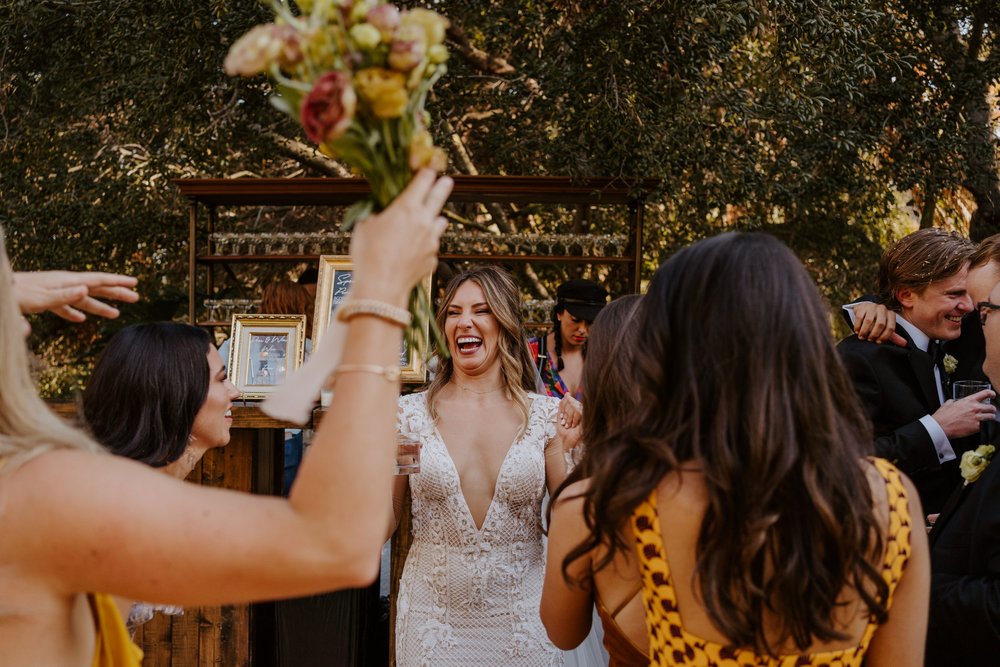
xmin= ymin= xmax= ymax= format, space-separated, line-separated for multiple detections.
xmin=943 ymin=354 xmax=959 ymax=375
xmin=960 ymin=444 xmax=995 ymax=484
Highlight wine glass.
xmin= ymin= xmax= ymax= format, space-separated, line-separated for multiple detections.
xmin=610 ymin=234 xmax=627 ymax=257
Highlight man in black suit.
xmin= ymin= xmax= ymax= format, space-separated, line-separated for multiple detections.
xmin=926 ymin=265 xmax=1000 ymax=665
xmin=838 ymin=229 xmax=995 ymax=515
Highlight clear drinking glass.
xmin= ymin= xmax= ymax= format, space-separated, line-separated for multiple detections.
xmin=395 ymin=434 xmax=422 ymax=475
xmin=953 ymin=380 xmax=994 ymax=445
xmin=953 ymin=380 xmax=992 ymax=401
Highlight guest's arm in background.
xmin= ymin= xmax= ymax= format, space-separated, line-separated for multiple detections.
xmin=545 ymin=394 xmax=582 ymax=495
xmin=540 ymin=478 xmax=595 ymax=650
xmin=842 ymin=299 xmax=906 ymax=347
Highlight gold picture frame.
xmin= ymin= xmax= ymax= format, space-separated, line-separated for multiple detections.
xmin=313 ymin=254 xmax=430 ymax=383
xmin=227 ymin=314 xmax=308 ymax=399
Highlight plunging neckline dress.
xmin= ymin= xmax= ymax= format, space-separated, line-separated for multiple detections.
xmin=395 ymin=391 xmax=564 ymax=666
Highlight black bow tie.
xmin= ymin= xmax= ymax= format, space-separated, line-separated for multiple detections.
xmin=927 ymin=340 xmax=953 ymax=398
xmin=928 ymin=340 xmax=944 ymax=365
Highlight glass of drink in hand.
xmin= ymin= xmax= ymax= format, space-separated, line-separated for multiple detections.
xmin=395 ymin=434 xmax=422 ymax=475
xmin=953 ymin=381 xmax=994 ymax=446
xmin=953 ymin=381 xmax=992 ymax=401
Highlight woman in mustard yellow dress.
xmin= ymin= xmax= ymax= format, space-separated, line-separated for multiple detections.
xmin=0 ymin=171 xmax=452 ymax=666
xmin=542 ymin=233 xmax=930 ymax=666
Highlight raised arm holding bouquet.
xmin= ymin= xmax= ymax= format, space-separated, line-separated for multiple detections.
xmin=226 ymin=0 xmax=451 ymax=364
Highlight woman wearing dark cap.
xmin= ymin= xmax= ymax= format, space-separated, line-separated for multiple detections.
xmin=529 ymin=279 xmax=609 ymax=400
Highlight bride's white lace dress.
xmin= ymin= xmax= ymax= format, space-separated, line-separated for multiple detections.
xmin=395 ymin=391 xmax=565 ymax=667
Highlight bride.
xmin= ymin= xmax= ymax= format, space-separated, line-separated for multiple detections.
xmin=391 ymin=266 xmax=586 ymax=666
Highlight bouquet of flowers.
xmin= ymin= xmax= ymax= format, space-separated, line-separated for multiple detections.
xmin=225 ymin=0 xmax=450 ymax=357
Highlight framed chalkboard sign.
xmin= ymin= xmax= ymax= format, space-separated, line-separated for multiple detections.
xmin=313 ymin=255 xmax=429 ymax=383
xmin=227 ymin=314 xmax=308 ymax=399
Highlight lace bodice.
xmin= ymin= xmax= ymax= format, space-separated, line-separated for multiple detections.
xmin=395 ymin=391 xmax=564 ymax=666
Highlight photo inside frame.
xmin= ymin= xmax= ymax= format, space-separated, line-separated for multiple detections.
xmin=245 ymin=332 xmax=290 ymax=387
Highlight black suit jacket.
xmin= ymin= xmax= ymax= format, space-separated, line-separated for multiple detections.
xmin=838 ymin=330 xmax=966 ymax=514
xmin=925 ymin=459 xmax=1000 ymax=665
xmin=841 ymin=304 xmax=986 ymax=380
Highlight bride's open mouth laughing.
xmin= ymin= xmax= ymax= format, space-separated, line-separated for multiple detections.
xmin=456 ymin=335 xmax=483 ymax=354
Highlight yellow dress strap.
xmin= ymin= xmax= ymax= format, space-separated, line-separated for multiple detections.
xmin=855 ymin=457 xmax=913 ymax=652
xmin=89 ymin=593 xmax=144 ymax=667
xmin=632 ymin=489 xmax=681 ymax=664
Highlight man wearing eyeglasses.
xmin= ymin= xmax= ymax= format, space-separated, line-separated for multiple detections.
xmin=838 ymin=228 xmax=995 ymax=515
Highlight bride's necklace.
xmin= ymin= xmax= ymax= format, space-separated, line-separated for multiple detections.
xmin=453 ymin=381 xmax=503 ymax=396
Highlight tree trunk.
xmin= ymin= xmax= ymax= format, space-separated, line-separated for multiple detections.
xmin=959 ymin=9 xmax=1000 ymax=241
xmin=963 ymin=92 xmax=1000 ymax=241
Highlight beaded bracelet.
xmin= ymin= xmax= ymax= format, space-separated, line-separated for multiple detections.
xmin=335 ymin=299 xmax=412 ymax=328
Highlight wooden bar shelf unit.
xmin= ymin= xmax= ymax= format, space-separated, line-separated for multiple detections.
xmin=176 ymin=175 xmax=659 ymax=327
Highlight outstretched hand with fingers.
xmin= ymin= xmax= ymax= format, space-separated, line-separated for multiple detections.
xmin=14 ymin=271 xmax=139 ymax=321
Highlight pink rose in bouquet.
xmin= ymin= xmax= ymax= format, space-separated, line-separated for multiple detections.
xmin=300 ymin=72 xmax=357 ymax=144
xmin=224 ymin=23 xmax=303 ymax=76
xmin=388 ymin=26 xmax=427 ymax=73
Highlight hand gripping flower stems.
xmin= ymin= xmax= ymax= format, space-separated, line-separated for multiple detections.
xmin=226 ymin=0 xmax=452 ymax=360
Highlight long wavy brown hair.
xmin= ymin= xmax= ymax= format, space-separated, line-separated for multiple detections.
xmin=549 ymin=294 xmax=643 ymax=501
xmin=425 ymin=266 xmax=537 ymax=430
xmin=565 ymin=232 xmax=888 ymax=654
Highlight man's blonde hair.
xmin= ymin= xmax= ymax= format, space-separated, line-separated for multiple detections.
xmin=877 ymin=228 xmax=975 ymax=310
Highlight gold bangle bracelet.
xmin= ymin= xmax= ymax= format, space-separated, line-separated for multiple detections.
xmin=334 ymin=363 xmax=402 ymax=382
xmin=335 ymin=299 xmax=411 ymax=328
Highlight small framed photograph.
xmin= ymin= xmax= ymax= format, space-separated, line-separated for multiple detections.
xmin=314 ymin=254 xmax=430 ymax=383
xmin=228 ymin=314 xmax=308 ymax=399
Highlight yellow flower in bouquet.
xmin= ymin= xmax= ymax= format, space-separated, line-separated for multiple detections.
xmin=400 ymin=8 xmax=448 ymax=46
xmin=409 ymin=128 xmax=447 ymax=172
xmin=354 ymin=68 xmax=409 ymax=118
xmin=225 ymin=0 xmax=452 ymax=358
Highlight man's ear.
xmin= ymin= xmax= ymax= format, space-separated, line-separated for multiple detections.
xmin=896 ymin=287 xmax=916 ymax=310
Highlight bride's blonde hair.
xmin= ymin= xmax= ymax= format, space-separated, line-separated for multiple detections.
xmin=425 ymin=266 xmax=537 ymax=433
xmin=0 ymin=229 xmax=104 ymax=470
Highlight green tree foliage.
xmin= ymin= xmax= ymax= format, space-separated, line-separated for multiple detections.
xmin=884 ymin=0 xmax=1000 ymax=238
xmin=1 ymin=0 xmax=997 ymax=393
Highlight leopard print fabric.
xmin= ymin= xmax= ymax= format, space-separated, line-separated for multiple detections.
xmin=632 ymin=457 xmax=912 ymax=666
